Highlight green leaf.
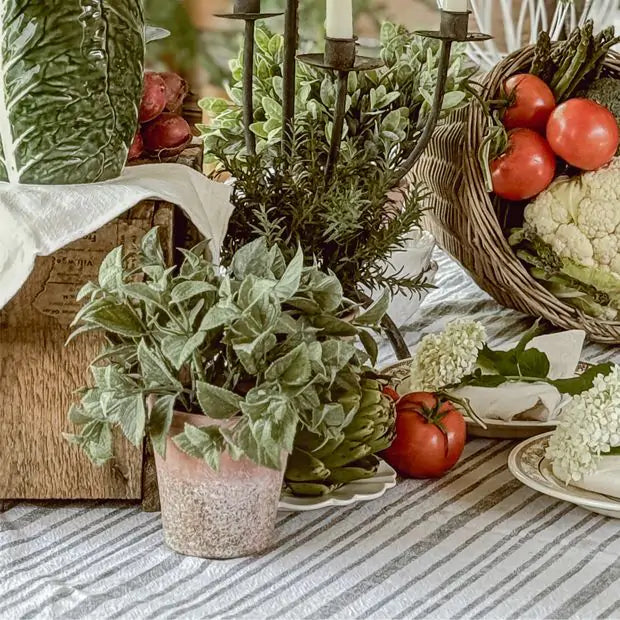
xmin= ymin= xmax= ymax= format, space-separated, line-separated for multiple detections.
xmin=196 ymin=382 xmax=243 ymax=419
xmin=265 ymin=343 xmax=311 ymax=387
xmin=322 ymin=340 xmax=357 ymax=379
xmin=604 ymin=446 xmax=620 ymax=456
xmin=82 ymin=301 xmax=144 ymax=338
xmin=356 ymin=290 xmax=390 ymax=326
xmin=114 ymin=395 xmax=146 ymax=447
xmin=171 ymin=281 xmax=218 ymax=304
xmin=516 ymin=348 xmax=550 ymax=379
xmin=550 ymin=363 xmax=614 ymax=396
xmin=98 ymin=247 xmax=124 ymax=291
xmin=359 ymin=329 xmax=379 ymax=366
xmin=123 ymin=282 xmax=162 ymax=306
xmin=459 ymin=371 xmax=508 ymax=388
xmin=137 ymin=341 xmax=182 ymax=390
xmin=200 ymin=305 xmax=240 ymax=331
xmin=148 ymin=395 xmax=176 ymax=457
xmin=141 ymin=228 xmax=165 ymax=265
xmin=312 ymin=315 xmax=358 ymax=337
xmin=173 ymin=424 xmax=224 ymax=471
xmin=231 ymin=238 xmax=272 ymax=279
xmin=478 ymin=346 xmax=519 ymax=377
xmin=274 ymin=246 xmax=304 ymax=301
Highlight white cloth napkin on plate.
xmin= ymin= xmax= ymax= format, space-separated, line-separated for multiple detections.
xmin=0 ymin=164 xmax=234 ymax=310
xmin=450 ymin=330 xmax=586 ymax=422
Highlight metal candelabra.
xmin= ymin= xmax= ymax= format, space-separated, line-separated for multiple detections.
xmin=217 ymin=1 xmax=491 ymax=360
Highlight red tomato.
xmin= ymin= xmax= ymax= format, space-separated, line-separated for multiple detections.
xmin=502 ymin=74 xmax=556 ymax=133
xmin=546 ymin=99 xmax=619 ymax=171
xmin=491 ymin=128 xmax=556 ymax=201
xmin=382 ymin=392 xmax=466 ymax=479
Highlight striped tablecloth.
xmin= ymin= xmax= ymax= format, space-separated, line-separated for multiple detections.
xmin=2 ymin=251 xmax=619 ymax=620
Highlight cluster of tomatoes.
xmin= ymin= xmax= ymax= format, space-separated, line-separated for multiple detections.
xmin=381 ymin=389 xmax=466 ymax=479
xmin=491 ymin=74 xmax=619 ymax=202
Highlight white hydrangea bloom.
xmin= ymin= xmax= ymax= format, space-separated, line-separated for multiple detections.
xmin=547 ymin=366 xmax=620 ymax=482
xmin=409 ymin=320 xmax=487 ymax=392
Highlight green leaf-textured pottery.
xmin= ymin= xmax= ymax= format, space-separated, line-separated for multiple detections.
xmin=0 ymin=0 xmax=145 ymax=184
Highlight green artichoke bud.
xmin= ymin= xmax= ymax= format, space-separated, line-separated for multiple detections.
xmin=283 ymin=374 xmax=396 ymax=497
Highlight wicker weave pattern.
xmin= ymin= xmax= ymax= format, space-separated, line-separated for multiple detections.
xmin=418 ymin=47 xmax=620 ymax=343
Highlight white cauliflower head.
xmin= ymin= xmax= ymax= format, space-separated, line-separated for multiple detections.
xmin=524 ymin=157 xmax=620 ymax=276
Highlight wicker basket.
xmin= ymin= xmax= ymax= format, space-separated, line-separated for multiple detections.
xmin=416 ymin=47 xmax=620 ymax=344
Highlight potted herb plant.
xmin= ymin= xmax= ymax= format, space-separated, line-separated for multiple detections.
xmin=66 ymin=230 xmax=394 ymax=558
xmin=199 ymin=23 xmax=475 ymax=357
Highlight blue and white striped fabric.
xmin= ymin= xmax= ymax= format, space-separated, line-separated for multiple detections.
xmin=2 ymin=251 xmax=619 ymax=619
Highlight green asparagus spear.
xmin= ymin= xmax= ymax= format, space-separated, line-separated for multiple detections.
xmin=550 ymin=26 xmax=584 ymax=91
xmin=554 ymin=20 xmax=594 ymax=100
xmin=531 ymin=31 xmax=552 ymax=77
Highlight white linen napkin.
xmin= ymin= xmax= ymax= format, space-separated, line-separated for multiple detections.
xmin=0 ymin=164 xmax=234 ymax=310
xmin=450 ymin=330 xmax=586 ymax=422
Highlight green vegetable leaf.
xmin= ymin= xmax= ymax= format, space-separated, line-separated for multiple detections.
xmin=516 ymin=348 xmax=550 ymax=379
xmin=550 ymin=363 xmax=614 ymax=396
xmin=0 ymin=1 xmax=144 ymax=184
xmin=196 ymin=382 xmax=243 ymax=419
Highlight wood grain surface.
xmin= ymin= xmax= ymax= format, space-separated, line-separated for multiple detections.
xmin=0 ymin=204 xmax=174 ymax=500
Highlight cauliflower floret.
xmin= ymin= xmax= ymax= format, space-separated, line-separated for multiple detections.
xmin=524 ymin=158 xmax=620 ymax=273
xmin=524 ymin=197 xmax=561 ymax=237
xmin=592 ymin=236 xmax=619 ymax=268
xmin=552 ymin=224 xmax=595 ymax=266
xmin=577 ymin=198 xmax=620 ymax=239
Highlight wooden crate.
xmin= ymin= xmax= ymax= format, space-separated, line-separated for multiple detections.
xmin=0 ymin=147 xmax=202 ymax=505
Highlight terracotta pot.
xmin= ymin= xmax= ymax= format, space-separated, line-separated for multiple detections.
xmin=155 ymin=412 xmax=284 ymax=559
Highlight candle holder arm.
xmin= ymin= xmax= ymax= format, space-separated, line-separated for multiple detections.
xmin=393 ymin=39 xmax=453 ymax=184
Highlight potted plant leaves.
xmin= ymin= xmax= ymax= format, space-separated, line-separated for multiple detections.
xmin=66 ymin=230 xmax=394 ymax=558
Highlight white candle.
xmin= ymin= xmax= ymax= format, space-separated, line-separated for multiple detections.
xmin=326 ymin=0 xmax=353 ymax=40
xmin=443 ymin=0 xmax=469 ymax=11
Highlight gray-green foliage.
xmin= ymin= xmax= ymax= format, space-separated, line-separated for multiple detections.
xmin=0 ymin=1 xmax=144 ymax=184
xmin=198 ymin=23 xmax=474 ymax=298
xmin=66 ymin=230 xmax=389 ymax=471
xmin=200 ymin=22 xmax=473 ymax=162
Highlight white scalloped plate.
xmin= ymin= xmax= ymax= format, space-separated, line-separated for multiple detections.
xmin=508 ymin=434 xmax=620 ymax=519
xmin=278 ymin=459 xmax=397 ymax=512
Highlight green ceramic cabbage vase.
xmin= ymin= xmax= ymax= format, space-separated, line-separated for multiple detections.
xmin=0 ymin=0 xmax=144 ymax=184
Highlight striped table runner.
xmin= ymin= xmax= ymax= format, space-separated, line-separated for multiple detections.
xmin=1 ymin=251 xmax=619 ymax=619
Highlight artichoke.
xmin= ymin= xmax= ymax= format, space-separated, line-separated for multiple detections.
xmin=284 ymin=377 xmax=396 ymax=497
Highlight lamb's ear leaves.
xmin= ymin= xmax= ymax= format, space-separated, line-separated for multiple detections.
xmin=550 ymin=363 xmax=614 ymax=396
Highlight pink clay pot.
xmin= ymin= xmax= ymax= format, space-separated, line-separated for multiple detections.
xmin=155 ymin=412 xmax=284 ymax=559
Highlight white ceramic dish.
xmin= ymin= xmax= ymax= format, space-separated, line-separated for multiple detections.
xmin=278 ymin=459 xmax=397 ymax=512
xmin=508 ymin=433 xmax=620 ymax=519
